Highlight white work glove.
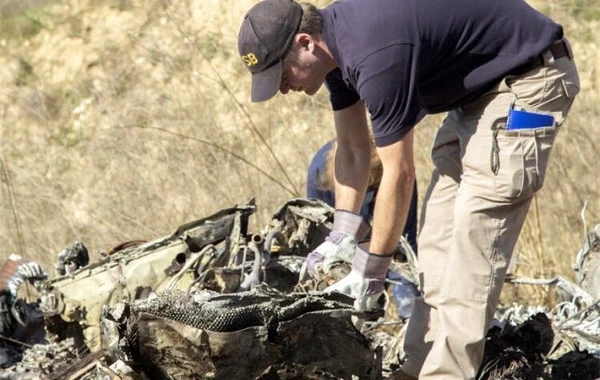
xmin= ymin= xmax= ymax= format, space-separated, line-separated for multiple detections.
xmin=325 ymin=244 xmax=393 ymax=312
xmin=300 ymin=210 xmax=370 ymax=280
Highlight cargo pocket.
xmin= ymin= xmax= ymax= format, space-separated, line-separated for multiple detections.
xmin=491 ymin=127 xmax=558 ymax=200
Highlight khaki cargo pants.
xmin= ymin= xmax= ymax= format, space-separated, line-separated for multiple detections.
xmin=402 ymin=41 xmax=580 ymax=379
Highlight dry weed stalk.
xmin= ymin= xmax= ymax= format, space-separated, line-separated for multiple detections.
xmin=0 ymin=155 xmax=25 ymax=254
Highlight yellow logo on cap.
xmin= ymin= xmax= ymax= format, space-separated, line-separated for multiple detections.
xmin=241 ymin=53 xmax=259 ymax=66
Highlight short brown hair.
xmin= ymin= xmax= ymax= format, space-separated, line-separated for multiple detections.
xmin=298 ymin=2 xmax=322 ymax=35
xmin=284 ymin=2 xmax=322 ymax=61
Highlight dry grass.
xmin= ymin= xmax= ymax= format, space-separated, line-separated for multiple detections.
xmin=0 ymin=0 xmax=598 ymax=306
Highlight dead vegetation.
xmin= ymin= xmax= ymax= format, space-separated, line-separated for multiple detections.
xmin=0 ymin=0 xmax=598 ymax=311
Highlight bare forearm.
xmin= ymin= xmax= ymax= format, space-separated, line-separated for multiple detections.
xmin=333 ymin=141 xmax=370 ymax=212
xmin=370 ymin=170 xmax=414 ymax=254
xmin=332 ymin=101 xmax=371 ymax=213
xmin=369 ymin=129 xmax=416 ymax=255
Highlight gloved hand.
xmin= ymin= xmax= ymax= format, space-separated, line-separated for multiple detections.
xmin=325 ymin=244 xmax=393 ymax=312
xmin=301 ymin=210 xmax=370 ymax=279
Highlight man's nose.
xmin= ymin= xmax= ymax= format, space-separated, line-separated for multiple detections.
xmin=279 ymin=81 xmax=290 ymax=94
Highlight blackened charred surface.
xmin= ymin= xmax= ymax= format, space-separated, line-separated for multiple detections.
xmin=0 ymin=263 xmax=47 ymax=369
xmin=479 ymin=314 xmax=555 ymax=379
xmin=479 ymin=313 xmax=600 ymax=380
xmin=206 ymin=313 xmax=376 ymax=380
xmin=182 ymin=216 xmax=235 ymax=253
xmin=549 ymin=351 xmax=600 ymax=380
xmin=264 ymin=261 xmax=299 ymax=293
xmin=175 ymin=200 xmax=256 ymax=253
xmin=10 ymin=300 xmax=45 ymax=345
xmin=274 ymin=312 xmax=375 ymax=379
xmin=0 ymin=290 xmax=17 ymax=338
xmin=479 ymin=348 xmax=600 ymax=380
xmin=55 ymin=241 xmax=89 ymax=276
xmin=44 ymin=314 xmax=87 ymax=355
xmin=500 ymin=313 xmax=555 ymax=359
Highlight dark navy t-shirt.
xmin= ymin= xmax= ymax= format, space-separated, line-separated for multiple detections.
xmin=320 ymin=0 xmax=563 ymax=147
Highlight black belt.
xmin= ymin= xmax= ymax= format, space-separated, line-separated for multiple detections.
xmin=511 ymin=39 xmax=572 ymax=75
xmin=542 ymin=39 xmax=572 ymax=63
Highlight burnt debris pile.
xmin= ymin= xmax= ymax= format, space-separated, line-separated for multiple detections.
xmin=0 ymin=199 xmax=599 ymax=379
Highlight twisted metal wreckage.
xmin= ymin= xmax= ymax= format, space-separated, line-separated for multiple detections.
xmin=0 ymin=198 xmax=599 ymax=379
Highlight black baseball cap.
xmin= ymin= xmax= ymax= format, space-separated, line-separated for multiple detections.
xmin=238 ymin=0 xmax=303 ymax=102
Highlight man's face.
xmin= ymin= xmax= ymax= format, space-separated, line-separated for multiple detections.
xmin=279 ymin=38 xmax=325 ymax=96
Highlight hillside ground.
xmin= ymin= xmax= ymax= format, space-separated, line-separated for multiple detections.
xmin=0 ymin=0 xmax=599 ymax=306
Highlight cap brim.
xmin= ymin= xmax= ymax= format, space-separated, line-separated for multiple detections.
xmin=251 ymin=61 xmax=282 ymax=102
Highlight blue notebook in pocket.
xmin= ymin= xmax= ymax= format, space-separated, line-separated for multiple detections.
xmin=506 ymin=108 xmax=555 ymax=130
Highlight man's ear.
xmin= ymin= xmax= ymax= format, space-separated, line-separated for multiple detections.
xmin=296 ymin=33 xmax=314 ymax=52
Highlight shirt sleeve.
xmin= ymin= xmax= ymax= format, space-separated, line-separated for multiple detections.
xmin=353 ymin=44 xmax=426 ymax=147
xmin=325 ymin=68 xmax=361 ymax=111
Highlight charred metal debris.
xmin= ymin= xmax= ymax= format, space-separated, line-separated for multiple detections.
xmin=0 ymin=198 xmax=599 ymax=379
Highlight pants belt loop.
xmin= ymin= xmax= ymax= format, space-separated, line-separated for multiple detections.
xmin=542 ymin=49 xmax=554 ymax=67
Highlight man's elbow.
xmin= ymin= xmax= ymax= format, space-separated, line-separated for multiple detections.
xmin=389 ymin=160 xmax=415 ymax=183
xmin=399 ymin=169 xmax=416 ymax=194
xmin=403 ymin=165 xmax=416 ymax=183
xmin=381 ymin=165 xmax=415 ymax=192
